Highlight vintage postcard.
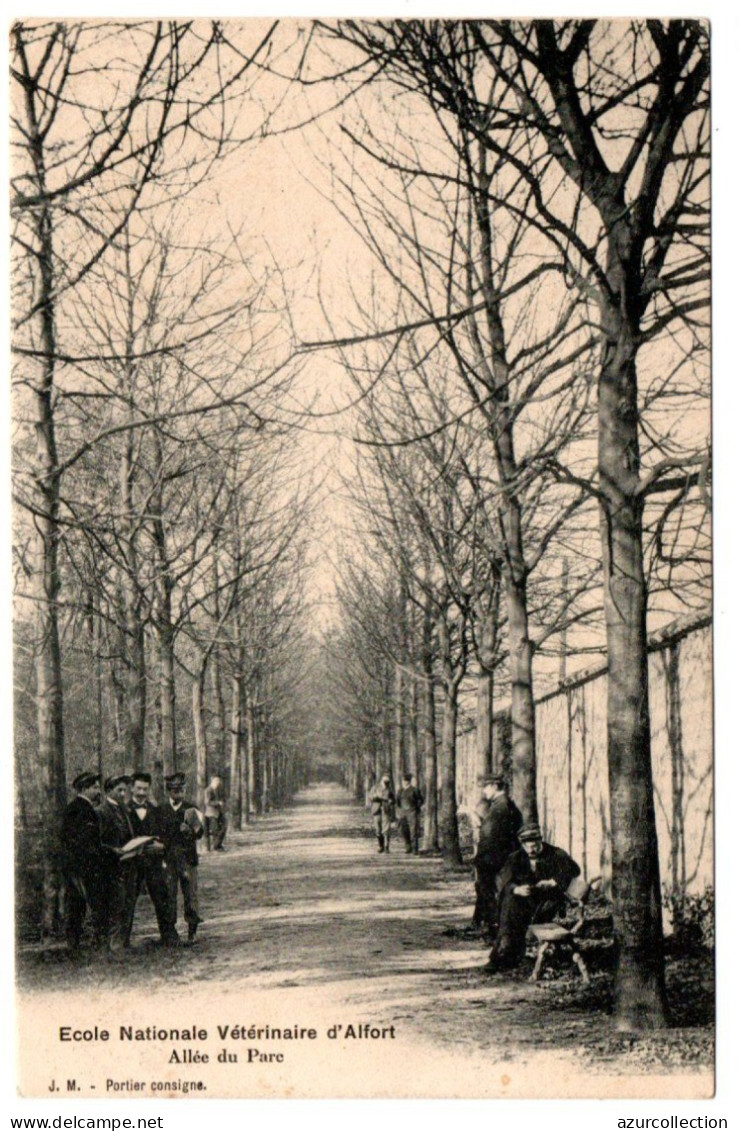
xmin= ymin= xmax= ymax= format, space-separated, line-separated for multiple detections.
xmin=10 ymin=13 xmax=716 ymax=1104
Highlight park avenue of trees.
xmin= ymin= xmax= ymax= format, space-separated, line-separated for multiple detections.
xmin=12 ymin=19 xmax=710 ymax=1034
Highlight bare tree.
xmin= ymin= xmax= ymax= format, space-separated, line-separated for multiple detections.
xmin=10 ymin=18 xmax=297 ymax=927
xmin=321 ymin=17 xmax=709 ymax=1029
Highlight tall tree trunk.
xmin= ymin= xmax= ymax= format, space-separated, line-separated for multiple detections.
xmin=473 ymin=149 xmax=538 ymax=824
xmin=34 ymin=436 xmax=66 ymax=935
xmin=211 ymin=649 xmax=227 ymax=775
xmin=151 ymin=436 xmax=177 ymax=778
xmin=598 ymin=241 xmax=667 ymax=1029
xmin=193 ymin=662 xmax=208 ymax=804
xmin=26 ymin=127 xmax=66 ymax=933
xmin=158 ymin=619 xmax=177 ymax=777
xmin=374 ymin=685 xmax=385 ymax=785
xmin=475 ymin=589 xmax=499 ymax=778
xmin=93 ymin=596 xmax=104 ymax=780
xmin=262 ymin=740 xmax=271 ymax=813
xmin=228 ymin=669 xmax=242 ymax=829
xmin=246 ymin=690 xmax=259 ymax=817
xmin=239 ymin=677 xmax=250 ymax=828
xmin=437 ymin=616 xmax=462 ymax=864
xmin=421 ymin=599 xmax=438 ymax=851
xmin=381 ymin=662 xmax=393 ymax=779
xmin=209 ymin=548 xmax=228 ymax=776
xmin=119 ymin=434 xmax=146 ymax=770
xmin=393 ymin=661 xmax=405 ymax=781
xmin=506 ymin=574 xmax=537 ymax=824
xmin=408 ymin=673 xmax=420 ymax=787
xmin=475 ymin=672 xmax=493 ymax=779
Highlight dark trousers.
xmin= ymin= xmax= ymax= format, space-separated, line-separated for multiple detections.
xmin=206 ymin=814 xmax=227 ymax=851
xmin=64 ymin=874 xmax=106 ymax=950
xmin=165 ymin=850 xmax=200 ymax=927
xmin=398 ymin=812 xmax=419 ymax=853
xmin=134 ymin=859 xmax=178 ymax=942
xmin=492 ymin=890 xmax=565 ymax=965
xmin=99 ymin=862 xmax=138 ymax=952
xmin=474 ymin=865 xmax=500 ymax=937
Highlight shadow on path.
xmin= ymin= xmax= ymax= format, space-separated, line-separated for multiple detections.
xmin=17 ymin=782 xmax=713 ymax=1089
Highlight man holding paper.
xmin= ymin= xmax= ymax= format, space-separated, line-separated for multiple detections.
xmin=127 ymin=771 xmax=180 ymax=947
xmin=97 ymin=774 xmax=138 ymax=955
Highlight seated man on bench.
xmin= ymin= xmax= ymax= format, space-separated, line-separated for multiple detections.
xmin=486 ymin=823 xmax=581 ymax=972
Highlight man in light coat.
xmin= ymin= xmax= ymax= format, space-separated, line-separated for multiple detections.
xmin=370 ymin=772 xmax=396 ymax=854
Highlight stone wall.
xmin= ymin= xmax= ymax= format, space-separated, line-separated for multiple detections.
xmin=457 ymin=615 xmax=713 ymax=899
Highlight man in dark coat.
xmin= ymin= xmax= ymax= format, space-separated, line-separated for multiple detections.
xmin=396 ymin=773 xmax=424 ymax=854
xmin=159 ymin=773 xmax=204 ymax=942
xmin=204 ymin=774 xmax=227 ymax=852
xmin=127 ymin=772 xmax=179 ymax=947
xmin=487 ymin=823 xmax=581 ymax=970
xmin=97 ymin=774 xmax=138 ymax=954
xmin=467 ymin=775 xmax=494 ymax=932
xmin=473 ymin=775 xmax=523 ymax=939
xmin=60 ymin=771 xmax=105 ymax=952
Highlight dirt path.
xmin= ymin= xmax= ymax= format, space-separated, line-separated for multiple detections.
xmin=17 ymin=784 xmax=713 ymax=1099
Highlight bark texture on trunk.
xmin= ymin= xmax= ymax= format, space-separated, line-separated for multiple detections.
xmin=119 ymin=434 xmax=146 ymax=770
xmin=193 ymin=664 xmax=208 ymax=802
xmin=228 ymin=670 xmax=242 ymax=829
xmin=421 ymin=601 xmax=438 ymax=851
xmin=507 ymin=576 xmax=538 ymax=825
xmin=598 ymin=257 xmax=667 ymax=1028
xmin=393 ymin=661 xmax=405 ymax=782
xmin=437 ymin=616 xmax=463 ymax=864
xmin=472 ymin=154 xmax=539 ymax=825
xmin=475 ymin=671 xmax=493 ymax=779
xmin=25 ymin=108 xmax=66 ymax=933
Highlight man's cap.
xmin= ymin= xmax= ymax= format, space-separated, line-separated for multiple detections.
xmin=131 ymin=771 xmax=152 ymax=784
xmin=478 ymin=773 xmax=506 ymax=787
xmin=72 ymin=771 xmax=100 ymax=791
xmin=104 ymin=774 xmax=131 ymax=792
xmin=518 ymin=823 xmax=543 ymax=843
xmin=165 ymin=772 xmax=187 ymax=789
xmin=402 ymin=773 xmax=412 ymax=781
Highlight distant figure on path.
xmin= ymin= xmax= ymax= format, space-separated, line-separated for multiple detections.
xmin=204 ymin=774 xmax=227 ymax=852
xmin=370 ymin=772 xmax=396 ymax=854
xmin=486 ymin=823 xmax=580 ymax=972
xmin=396 ymin=773 xmax=424 ymax=854
xmin=472 ymin=774 xmax=522 ymax=940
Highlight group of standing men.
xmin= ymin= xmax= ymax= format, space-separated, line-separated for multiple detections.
xmin=470 ymin=773 xmax=581 ymax=971
xmin=370 ymin=772 xmax=424 ymax=854
xmin=61 ymin=768 xmax=212 ymax=956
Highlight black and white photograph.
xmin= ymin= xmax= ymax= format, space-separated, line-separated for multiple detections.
xmin=9 ymin=12 xmax=718 ymax=1104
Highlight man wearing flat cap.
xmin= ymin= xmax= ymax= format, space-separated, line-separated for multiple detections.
xmin=127 ymin=772 xmax=179 ymax=947
xmin=159 ymin=773 xmax=204 ymax=942
xmin=472 ymin=775 xmax=522 ymax=940
xmin=487 ymin=822 xmax=580 ymax=971
xmin=97 ymin=774 xmax=138 ymax=954
xmin=60 ymin=771 xmax=105 ymax=952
